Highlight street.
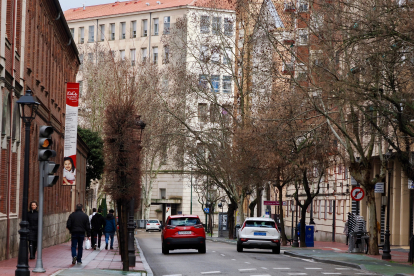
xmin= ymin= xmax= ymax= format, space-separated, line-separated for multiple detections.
xmin=136 ymin=231 xmax=381 ymax=276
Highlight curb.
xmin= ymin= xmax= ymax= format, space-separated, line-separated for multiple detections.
xmin=394 ymin=274 xmax=412 ymax=276
xmin=284 ymin=250 xmax=363 ymax=270
xmin=206 ymin=237 xmax=237 ymax=244
xmin=135 ymin=237 xmax=153 ymax=276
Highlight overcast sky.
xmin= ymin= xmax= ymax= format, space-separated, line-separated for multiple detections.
xmin=59 ymin=0 xmax=116 ymax=12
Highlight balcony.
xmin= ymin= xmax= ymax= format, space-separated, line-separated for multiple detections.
xmin=284 ymin=1 xmax=296 ymax=12
xmin=282 ymin=63 xmax=294 ymax=75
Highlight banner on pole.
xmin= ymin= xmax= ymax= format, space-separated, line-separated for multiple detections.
xmin=63 ymin=83 xmax=79 ymax=186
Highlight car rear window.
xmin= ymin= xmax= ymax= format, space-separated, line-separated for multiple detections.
xmin=148 ymin=220 xmax=159 ymax=223
xmin=245 ymin=220 xmax=275 ymax=228
xmin=168 ymin=217 xmax=201 ymax=226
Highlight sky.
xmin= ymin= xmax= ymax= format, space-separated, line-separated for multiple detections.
xmin=59 ymin=0 xmax=116 ymax=12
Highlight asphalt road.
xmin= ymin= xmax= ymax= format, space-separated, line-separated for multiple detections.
xmin=136 ymin=230 xmax=382 ymax=276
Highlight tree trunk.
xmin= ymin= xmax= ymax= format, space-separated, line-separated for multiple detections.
xmin=121 ymin=199 xmax=130 ymax=270
xmin=237 ymin=196 xmax=245 ymax=226
xmin=278 ymin=186 xmax=288 ymax=246
xmin=117 ymin=200 xmax=123 ymax=259
xmin=300 ymin=205 xmax=307 ymax=247
xmin=366 ymin=187 xmax=379 ymax=255
xmin=227 ymin=202 xmax=236 ymax=239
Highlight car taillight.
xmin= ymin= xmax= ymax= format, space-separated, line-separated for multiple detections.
xmin=240 ymin=222 xmax=246 ymax=231
xmin=271 ymin=239 xmax=280 ymax=243
xmin=146 ymin=223 xmax=150 ymax=225
xmin=156 ymin=223 xmax=160 ymax=225
xmin=194 ymin=224 xmax=203 ymax=229
xmin=166 ymin=225 xmax=176 ymax=229
xmin=240 ymin=238 xmax=248 ymax=242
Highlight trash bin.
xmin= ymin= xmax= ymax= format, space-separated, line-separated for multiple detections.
xmin=235 ymin=224 xmax=241 ymax=239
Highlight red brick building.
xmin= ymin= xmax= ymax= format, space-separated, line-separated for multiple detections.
xmin=0 ymin=0 xmax=87 ymax=260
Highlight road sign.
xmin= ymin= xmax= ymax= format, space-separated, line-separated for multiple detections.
xmin=375 ymin=182 xmax=384 ymax=193
xmin=204 ymin=208 xmax=209 ymax=213
xmin=264 ymin=201 xmax=287 ymax=206
xmin=409 ymin=179 xmax=414 ymax=190
xmin=351 ymin=187 xmax=365 ymax=201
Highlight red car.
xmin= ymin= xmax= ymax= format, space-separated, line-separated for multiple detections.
xmin=161 ymin=215 xmax=206 ymax=254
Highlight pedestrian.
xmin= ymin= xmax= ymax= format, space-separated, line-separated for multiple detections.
xmin=297 ymin=221 xmax=301 ymax=238
xmin=66 ymin=203 xmax=91 ymax=264
xmin=89 ymin=208 xmax=97 ymax=228
xmin=27 ymin=201 xmax=39 ymax=259
xmin=91 ymin=208 xmax=106 ymax=250
xmin=104 ymin=209 xmax=116 ymax=250
xmin=344 ymin=220 xmax=349 ymax=245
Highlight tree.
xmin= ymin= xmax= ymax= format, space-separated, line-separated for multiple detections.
xmin=77 ymin=126 xmax=104 ymax=189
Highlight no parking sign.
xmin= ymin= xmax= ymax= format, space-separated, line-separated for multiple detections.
xmin=351 ymin=187 xmax=365 ymax=201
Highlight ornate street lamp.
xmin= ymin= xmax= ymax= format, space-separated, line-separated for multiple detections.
xmin=128 ymin=116 xmax=145 ymax=266
xmin=382 ymin=149 xmax=393 ymax=260
xmin=16 ymin=90 xmax=40 ymax=276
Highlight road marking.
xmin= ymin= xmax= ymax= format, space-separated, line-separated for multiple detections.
xmin=287 ymin=274 xmax=307 ymax=275
xmin=163 ymin=275 xmax=182 ymax=276
xmin=231 ymin=259 xmax=236 ymax=260
xmin=245 ymin=262 xmax=251 ymax=264
xmin=273 ymin=268 xmax=291 ymax=269
xmin=250 ymin=275 xmax=271 ymax=276
xmin=239 ymin=268 xmax=257 ymax=272
xmin=212 ymin=251 xmax=216 ymax=252
xmin=220 ymin=254 xmax=225 ymax=256
xmin=334 ymin=268 xmax=350 ymax=270
xmin=201 ymin=271 xmax=221 ymax=274
xmin=261 ymin=267 xmax=268 ymax=270
xmin=355 ymin=274 xmax=378 ymax=275
xmin=301 ymin=259 xmax=315 ymax=262
xmin=305 ymin=268 xmax=322 ymax=269
xmin=322 ymin=273 xmax=342 ymax=275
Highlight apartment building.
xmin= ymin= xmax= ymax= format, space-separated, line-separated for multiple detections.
xmin=64 ymin=0 xmax=236 ymax=222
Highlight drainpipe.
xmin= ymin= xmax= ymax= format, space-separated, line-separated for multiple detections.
xmin=149 ymin=12 xmax=152 ymax=61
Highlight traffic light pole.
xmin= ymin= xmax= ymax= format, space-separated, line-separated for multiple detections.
xmin=33 ymin=161 xmax=45 ymax=273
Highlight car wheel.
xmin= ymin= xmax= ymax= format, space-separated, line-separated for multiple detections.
xmin=146 ymin=229 xmax=148 ymax=232
xmin=272 ymin=246 xmax=280 ymax=254
xmin=162 ymin=243 xmax=169 ymax=255
xmin=198 ymin=243 xmax=206 ymax=253
xmin=237 ymin=242 xmax=243 ymax=252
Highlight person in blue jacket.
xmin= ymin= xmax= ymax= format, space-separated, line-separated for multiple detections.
xmin=104 ymin=209 xmax=116 ymax=250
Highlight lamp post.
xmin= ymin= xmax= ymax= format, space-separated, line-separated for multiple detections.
xmin=15 ymin=90 xmax=40 ymax=276
xmin=128 ymin=117 xmax=145 ymax=266
xmin=218 ymin=199 xmax=225 ymax=237
xmin=293 ymin=200 xmax=299 ymax=247
xmin=382 ymin=150 xmax=393 ymax=260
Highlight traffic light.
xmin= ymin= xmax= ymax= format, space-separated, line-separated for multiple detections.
xmin=43 ymin=161 xmax=60 ymax=187
xmin=38 ymin=126 xmax=60 ymax=187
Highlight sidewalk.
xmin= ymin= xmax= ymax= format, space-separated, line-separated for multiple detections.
xmin=0 ymin=236 xmax=148 ymax=276
xmin=207 ymin=233 xmax=414 ymax=276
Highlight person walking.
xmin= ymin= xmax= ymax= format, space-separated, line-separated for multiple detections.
xmin=66 ymin=204 xmax=91 ymax=264
xmin=91 ymin=208 xmax=106 ymax=250
xmin=104 ymin=209 xmax=116 ymax=250
xmin=89 ymin=208 xmax=96 ymax=229
xmin=27 ymin=201 xmax=39 ymax=259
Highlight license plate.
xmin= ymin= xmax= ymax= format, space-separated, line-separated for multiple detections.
xmin=254 ymin=232 xmax=266 ymax=236
xmin=178 ymin=231 xmax=192 ymax=235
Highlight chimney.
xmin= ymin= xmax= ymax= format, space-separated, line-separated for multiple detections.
xmin=83 ymin=4 xmax=85 ymax=10
xmin=146 ymin=2 xmax=150 ymax=5
xmin=157 ymin=1 xmax=161 ymax=4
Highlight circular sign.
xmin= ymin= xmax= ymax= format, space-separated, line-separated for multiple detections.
xmin=351 ymin=187 xmax=365 ymax=201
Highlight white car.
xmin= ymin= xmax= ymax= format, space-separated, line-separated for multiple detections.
xmin=237 ymin=217 xmax=281 ymax=254
xmin=146 ymin=219 xmax=161 ymax=232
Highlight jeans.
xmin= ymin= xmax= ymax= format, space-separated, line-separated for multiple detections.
xmin=71 ymin=233 xmax=85 ymax=262
xmin=91 ymin=229 xmax=103 ymax=248
xmin=105 ymin=232 xmax=115 ymax=248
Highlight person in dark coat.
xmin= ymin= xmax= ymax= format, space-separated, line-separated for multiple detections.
xmin=91 ymin=208 xmax=106 ymax=250
xmin=66 ymin=203 xmax=91 ymax=264
xmin=104 ymin=209 xmax=116 ymax=250
xmin=27 ymin=201 xmax=39 ymax=259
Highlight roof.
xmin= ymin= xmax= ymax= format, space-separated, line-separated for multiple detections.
xmin=64 ymin=0 xmax=235 ymax=21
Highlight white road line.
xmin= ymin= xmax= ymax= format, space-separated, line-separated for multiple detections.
xmin=239 ymin=268 xmax=257 ymax=272
xmin=334 ymin=268 xmax=350 ymax=270
xmin=245 ymin=262 xmax=251 ymax=264
xmin=305 ymin=268 xmax=322 ymax=269
xmin=287 ymin=273 xmax=307 ymax=275
xmin=231 ymin=259 xmax=236 ymax=260
xmin=212 ymin=251 xmax=216 ymax=252
xmin=261 ymin=267 xmax=268 ymax=270
xmin=355 ymin=274 xmax=377 ymax=275
xmin=322 ymin=273 xmax=342 ymax=275
xmin=220 ymin=254 xmax=225 ymax=256
xmin=250 ymin=275 xmax=271 ymax=276
xmin=163 ymin=275 xmax=182 ymax=276
xmin=200 ymin=271 xmax=221 ymax=274
xmin=273 ymin=268 xmax=291 ymax=269
xmin=301 ymin=259 xmax=315 ymax=262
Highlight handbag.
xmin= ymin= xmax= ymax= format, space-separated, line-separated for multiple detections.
xmin=85 ymin=239 xmax=91 ymax=250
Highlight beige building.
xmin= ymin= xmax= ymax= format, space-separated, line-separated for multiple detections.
xmin=64 ymin=0 xmax=235 ymax=223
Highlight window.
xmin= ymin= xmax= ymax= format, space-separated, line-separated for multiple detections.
xmin=70 ymin=28 xmax=75 ymax=38
xmin=222 ymin=105 xmax=232 ymax=124
xmin=222 ymin=76 xmax=231 ymax=93
xmin=212 ymin=17 xmax=221 ymax=35
xmin=324 ymin=200 xmax=327 ymax=219
xmin=131 ymin=21 xmax=137 ymax=38
xmin=141 ymin=48 xmax=147 ymax=62
xmin=153 ymin=18 xmax=159 ymax=35
xmin=200 ymin=45 xmax=209 ymax=62
xmin=211 ymin=75 xmax=220 ymax=93
xmin=164 ymin=16 xmax=171 ymax=34
xmin=99 ymin=24 xmax=105 ymax=41
xmin=318 ymin=200 xmax=321 ymax=219
xmin=163 ymin=46 xmax=169 ymax=64
xmin=223 ymin=48 xmax=232 ymax=65
xmin=313 ymin=200 xmax=317 ymax=214
xmin=88 ymin=53 xmax=93 ymax=61
xmin=298 ymin=29 xmax=308 ymax=45
xmin=88 ymin=25 xmax=94 ymax=42
xmin=210 ymin=104 xmax=219 ymax=123
xmin=153 ymin=47 xmax=158 ymax=64
xmin=312 ymin=12 xmax=324 ymax=31
xmin=110 ymin=23 xmax=115 ymax=40
xmin=79 ymin=54 xmax=84 ymax=66
xmin=120 ymin=50 xmax=125 ymax=60
xmin=298 ymin=0 xmax=308 ymax=12
xmin=211 ymin=46 xmax=220 ymax=63
xmin=200 ymin=15 xmax=210 ymax=33
xmin=160 ymin=188 xmax=166 ymax=199
xmin=142 ymin=19 xmax=148 ymax=36
xmin=79 ymin=27 xmax=84 ymax=43
xmin=131 ymin=49 xmax=136 ymax=66
xmin=224 ymin=18 xmax=233 ymax=36
xmin=120 ymin=22 xmax=126 ymax=39
xmin=337 ymin=200 xmax=341 ymax=214
xmin=198 ymin=103 xmax=208 ymax=123
xmin=329 ymin=200 xmax=333 ymax=213
xmin=199 ymin=74 xmax=208 ymax=88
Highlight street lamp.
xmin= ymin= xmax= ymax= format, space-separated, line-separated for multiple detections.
xmin=16 ymin=90 xmax=40 ymax=276
xmin=218 ymin=198 xmax=226 ymax=237
xmin=128 ymin=117 xmax=145 ymax=266
xmin=382 ymin=149 xmax=393 ymax=260
xmin=292 ymin=200 xmax=299 ymax=247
